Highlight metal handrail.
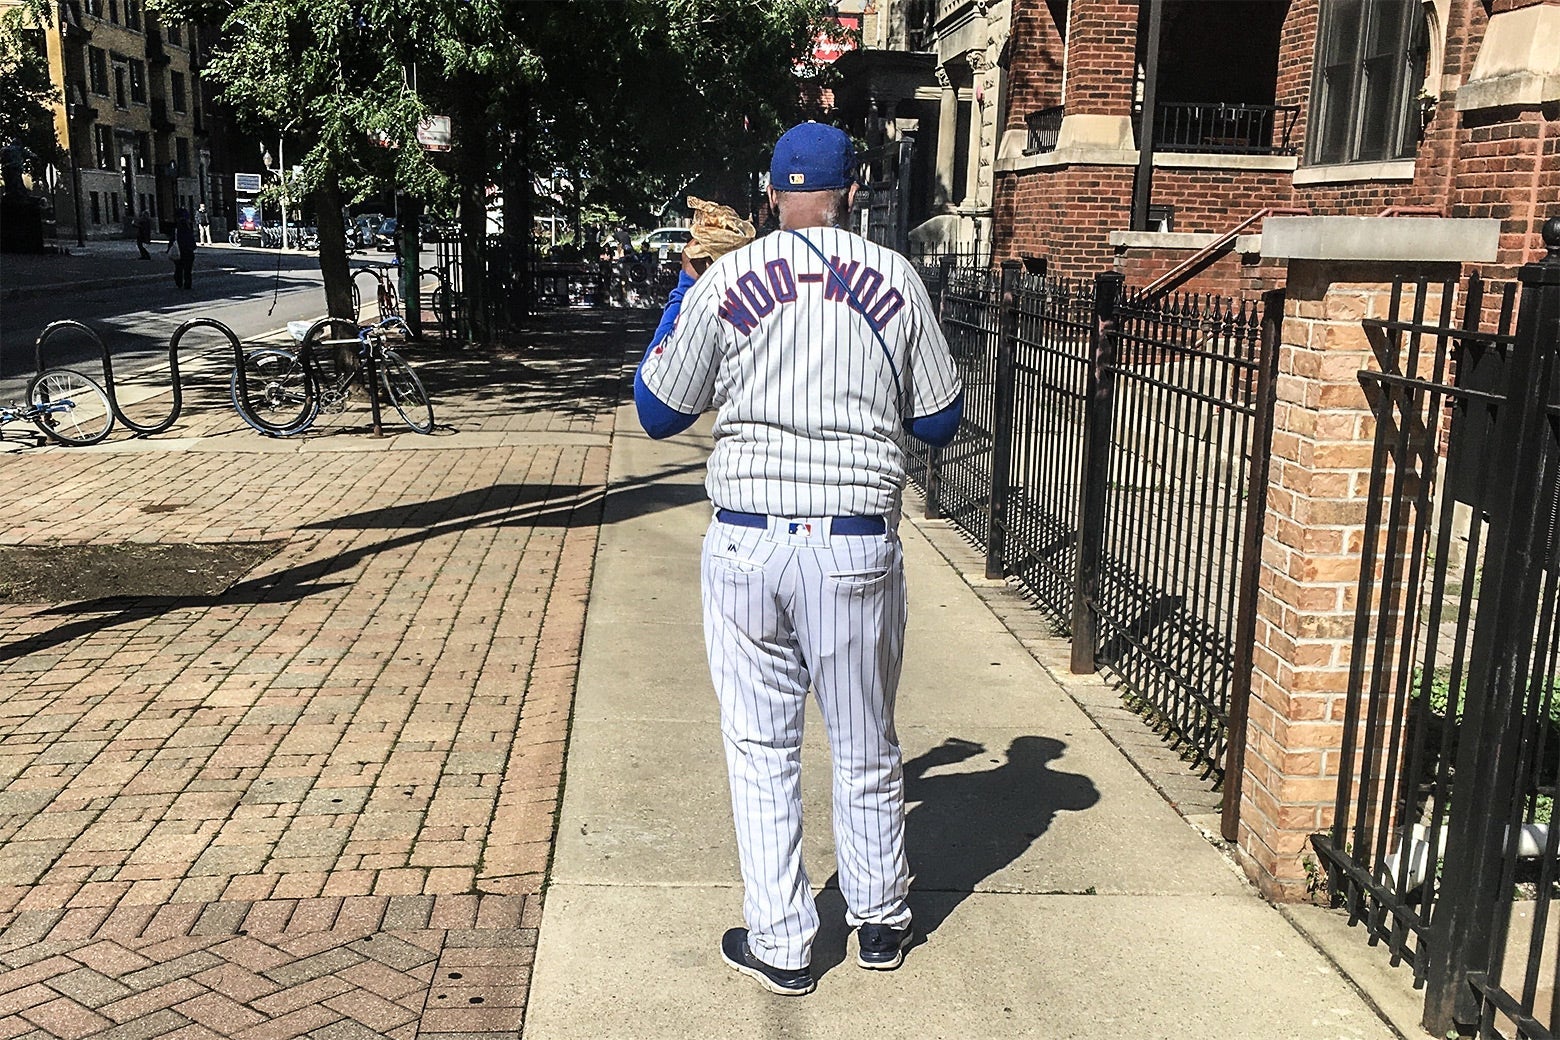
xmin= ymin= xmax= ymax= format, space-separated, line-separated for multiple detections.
xmin=1138 ymin=207 xmax=1310 ymax=299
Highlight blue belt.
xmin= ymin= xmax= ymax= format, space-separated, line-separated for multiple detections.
xmin=716 ymin=509 xmax=887 ymax=536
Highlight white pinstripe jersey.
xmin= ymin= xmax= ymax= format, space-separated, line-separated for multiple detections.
xmin=639 ymin=226 xmax=961 ymax=518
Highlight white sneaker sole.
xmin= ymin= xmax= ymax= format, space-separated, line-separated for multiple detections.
xmin=856 ymin=929 xmax=912 ymax=970
xmin=722 ymin=947 xmax=816 ymax=996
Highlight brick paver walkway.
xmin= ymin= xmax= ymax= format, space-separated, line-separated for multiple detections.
xmin=0 ymin=311 xmax=650 ymax=1038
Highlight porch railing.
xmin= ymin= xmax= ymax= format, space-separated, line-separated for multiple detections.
xmin=1135 ymin=101 xmax=1300 ymax=156
xmin=1024 ymin=105 xmax=1064 ymax=156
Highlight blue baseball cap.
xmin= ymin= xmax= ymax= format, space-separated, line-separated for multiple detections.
xmin=770 ymin=122 xmax=856 ymax=191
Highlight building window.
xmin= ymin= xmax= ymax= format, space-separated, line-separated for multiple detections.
xmin=166 ymin=22 xmax=180 ymax=46
xmin=170 ymin=71 xmax=185 ymax=112
xmin=88 ymin=47 xmax=107 ymax=95
xmin=128 ymin=59 xmax=146 ymax=103
xmin=124 ymin=0 xmax=139 ymax=31
xmin=112 ymin=62 xmax=126 ymax=108
xmin=108 ymin=0 xmax=117 ymax=24
xmin=1308 ymin=0 xmax=1429 ymax=165
xmin=90 ymin=191 xmax=100 ymax=224
xmin=110 ymin=192 xmax=119 ymax=223
xmin=176 ymin=137 xmax=189 ymax=176
xmin=93 ymin=124 xmax=112 ymax=168
xmin=136 ymin=132 xmax=150 ymax=170
xmin=83 ymin=0 xmax=101 ymax=17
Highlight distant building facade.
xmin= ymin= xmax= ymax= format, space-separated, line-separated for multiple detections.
xmin=11 ymin=0 xmax=230 ymax=240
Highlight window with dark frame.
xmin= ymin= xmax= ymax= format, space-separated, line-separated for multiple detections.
xmin=124 ymin=0 xmax=140 ymax=30
xmin=94 ymin=125 xmax=112 ymax=168
xmin=88 ymin=46 xmax=107 ymax=95
xmin=112 ymin=62 xmax=126 ymax=108
xmin=176 ymin=137 xmax=189 ymax=177
xmin=166 ymin=22 xmax=181 ymax=46
xmin=107 ymin=0 xmax=117 ymax=24
xmin=128 ymin=59 xmax=146 ymax=103
xmin=1308 ymin=0 xmax=1429 ymax=165
xmin=171 ymin=71 xmax=186 ymax=112
xmin=90 ymin=191 xmax=100 ymax=224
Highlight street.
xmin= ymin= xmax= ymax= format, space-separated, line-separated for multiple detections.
xmin=1 ymin=243 xmax=426 ymax=391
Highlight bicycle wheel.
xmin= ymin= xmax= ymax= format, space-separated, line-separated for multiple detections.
xmin=230 ymin=347 xmax=317 ymax=436
xmin=378 ymin=349 xmax=435 ymax=434
xmin=26 ymin=368 xmax=114 ymax=446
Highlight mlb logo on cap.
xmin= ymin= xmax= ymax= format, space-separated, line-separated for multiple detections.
xmin=771 ymin=122 xmax=856 ymax=191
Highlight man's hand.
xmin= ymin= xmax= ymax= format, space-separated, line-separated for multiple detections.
xmin=681 ymin=251 xmax=712 ymax=279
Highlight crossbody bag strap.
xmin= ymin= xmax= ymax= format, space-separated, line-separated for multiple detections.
xmin=787 ymin=230 xmax=905 ymax=410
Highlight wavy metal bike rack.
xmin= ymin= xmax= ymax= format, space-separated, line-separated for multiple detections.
xmin=34 ymin=317 xmax=251 ymax=437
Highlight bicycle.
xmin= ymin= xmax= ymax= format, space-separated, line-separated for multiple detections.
xmin=230 ymin=315 xmax=434 ymax=437
xmin=350 ymin=261 xmax=402 ymax=322
xmin=0 ymin=368 xmax=116 ymax=446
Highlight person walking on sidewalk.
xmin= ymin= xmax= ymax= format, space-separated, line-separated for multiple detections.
xmin=165 ymin=209 xmax=196 ymax=289
xmin=196 ymin=202 xmax=211 ymax=244
xmin=634 ymin=122 xmax=964 ymax=997
xmin=134 ymin=209 xmax=153 ymax=260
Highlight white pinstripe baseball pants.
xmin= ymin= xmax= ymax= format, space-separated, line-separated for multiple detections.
xmin=702 ymin=516 xmax=914 ymax=971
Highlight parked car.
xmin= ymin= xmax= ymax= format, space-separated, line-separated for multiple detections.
xmin=374 ymin=217 xmax=399 ymax=251
xmin=635 ymin=227 xmax=692 ymax=257
xmin=349 ymin=213 xmax=385 ymax=249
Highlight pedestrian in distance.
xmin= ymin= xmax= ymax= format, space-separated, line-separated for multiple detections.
xmin=197 ymin=202 xmax=211 ymax=244
xmin=135 ymin=209 xmax=153 ymax=259
xmin=166 ymin=208 xmax=197 ymax=289
xmin=634 ymin=122 xmax=964 ymax=997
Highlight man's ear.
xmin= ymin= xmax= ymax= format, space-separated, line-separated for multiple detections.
xmin=847 ymin=183 xmax=859 ymax=208
xmin=766 ymin=186 xmax=778 ymax=210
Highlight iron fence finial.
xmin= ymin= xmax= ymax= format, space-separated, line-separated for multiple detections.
xmin=1544 ymin=215 xmax=1560 ymax=259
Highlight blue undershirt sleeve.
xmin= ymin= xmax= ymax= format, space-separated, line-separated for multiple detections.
xmin=903 ymin=391 xmax=962 ymax=448
xmin=636 ymin=271 xmax=702 ymax=440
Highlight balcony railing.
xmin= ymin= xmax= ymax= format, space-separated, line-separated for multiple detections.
xmin=1023 ymin=105 xmax=1064 ymax=156
xmin=1136 ymin=101 xmax=1299 ymax=156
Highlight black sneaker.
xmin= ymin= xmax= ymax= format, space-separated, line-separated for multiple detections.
xmin=856 ymin=922 xmax=913 ymax=970
xmin=720 ymin=927 xmax=816 ymax=996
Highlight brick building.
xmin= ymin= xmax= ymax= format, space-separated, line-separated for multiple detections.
xmin=9 ymin=0 xmax=229 ymax=241
xmin=834 ymin=0 xmax=1015 ymax=259
xmin=990 ymin=0 xmax=1560 ymax=290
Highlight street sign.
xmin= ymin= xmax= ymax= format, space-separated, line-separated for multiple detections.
xmin=234 ymin=172 xmax=262 ymax=194
xmin=417 ymin=116 xmax=452 ymax=153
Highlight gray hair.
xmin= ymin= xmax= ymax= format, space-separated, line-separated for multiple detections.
xmin=773 ymin=187 xmax=852 ymax=227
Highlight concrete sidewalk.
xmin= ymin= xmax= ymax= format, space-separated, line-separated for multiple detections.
xmin=522 ymin=410 xmax=1401 ymax=1039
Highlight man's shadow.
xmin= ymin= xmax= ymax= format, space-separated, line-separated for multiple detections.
xmin=814 ymin=736 xmax=1100 ymax=974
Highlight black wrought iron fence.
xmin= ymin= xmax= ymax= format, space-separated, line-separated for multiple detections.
xmin=1077 ymin=288 xmax=1280 ymax=789
xmin=1313 ymin=219 xmax=1560 ymax=1040
xmin=1135 ymin=101 xmax=1300 ymax=155
xmin=911 ymin=261 xmax=1280 ymax=789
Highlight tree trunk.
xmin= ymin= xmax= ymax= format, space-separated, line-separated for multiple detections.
xmin=314 ymin=182 xmax=353 ymax=319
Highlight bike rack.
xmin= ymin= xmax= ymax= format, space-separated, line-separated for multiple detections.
xmin=34 ymin=317 xmax=251 ymax=437
xmin=296 ymin=316 xmax=386 ymax=437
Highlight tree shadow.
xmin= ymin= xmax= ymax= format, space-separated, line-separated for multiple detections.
xmin=812 ymin=735 xmax=1100 ymax=976
xmin=1 ymin=459 xmax=709 ymax=663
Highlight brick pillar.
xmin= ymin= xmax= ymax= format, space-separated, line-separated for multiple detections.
xmin=1235 ymin=258 xmax=1461 ymax=899
xmin=1062 ymin=0 xmax=1140 ymax=117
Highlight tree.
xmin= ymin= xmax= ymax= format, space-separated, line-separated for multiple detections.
xmin=152 ymin=0 xmax=532 ymax=321
xmin=150 ymin=0 xmax=839 ymax=336
xmin=0 ymin=0 xmax=62 ymax=185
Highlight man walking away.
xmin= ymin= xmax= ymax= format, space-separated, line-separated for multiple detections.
xmin=135 ymin=209 xmax=153 ymax=259
xmin=197 ymin=202 xmax=211 ymax=244
xmin=634 ymin=122 xmax=964 ymax=996
xmin=166 ymin=209 xmax=196 ymax=289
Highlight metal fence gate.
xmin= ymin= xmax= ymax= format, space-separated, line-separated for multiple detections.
xmin=910 ymin=261 xmax=1281 ymax=817
xmin=1312 ymin=223 xmax=1560 ymax=1039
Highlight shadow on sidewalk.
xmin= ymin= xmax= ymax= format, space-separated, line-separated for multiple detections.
xmin=0 ymin=458 xmax=706 ymax=664
xmin=812 ymin=735 xmax=1100 ymax=977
